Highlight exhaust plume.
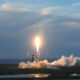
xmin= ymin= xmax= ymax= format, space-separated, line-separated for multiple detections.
xmin=36 ymin=36 xmax=40 ymax=52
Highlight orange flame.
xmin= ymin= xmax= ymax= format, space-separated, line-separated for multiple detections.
xmin=35 ymin=36 xmax=40 ymax=52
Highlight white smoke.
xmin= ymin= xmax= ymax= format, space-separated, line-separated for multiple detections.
xmin=18 ymin=60 xmax=50 ymax=69
xmin=51 ymin=55 xmax=80 ymax=66
xmin=18 ymin=55 xmax=80 ymax=69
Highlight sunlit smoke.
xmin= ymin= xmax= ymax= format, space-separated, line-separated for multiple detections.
xmin=35 ymin=36 xmax=40 ymax=52
xmin=18 ymin=55 xmax=80 ymax=69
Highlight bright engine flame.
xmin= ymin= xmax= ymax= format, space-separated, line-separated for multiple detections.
xmin=36 ymin=36 xmax=40 ymax=52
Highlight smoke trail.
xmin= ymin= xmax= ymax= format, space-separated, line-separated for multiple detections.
xmin=18 ymin=55 xmax=80 ymax=69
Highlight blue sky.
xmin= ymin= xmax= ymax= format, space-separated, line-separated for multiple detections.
xmin=0 ymin=0 xmax=80 ymax=59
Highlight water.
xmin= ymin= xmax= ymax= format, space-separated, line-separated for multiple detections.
xmin=0 ymin=74 xmax=50 ymax=78
xmin=0 ymin=74 xmax=80 ymax=80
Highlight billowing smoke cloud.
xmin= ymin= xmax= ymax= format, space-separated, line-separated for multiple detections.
xmin=51 ymin=55 xmax=80 ymax=66
xmin=18 ymin=55 xmax=80 ymax=69
xmin=18 ymin=60 xmax=50 ymax=69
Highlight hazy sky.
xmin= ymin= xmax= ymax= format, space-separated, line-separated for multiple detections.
xmin=0 ymin=0 xmax=80 ymax=59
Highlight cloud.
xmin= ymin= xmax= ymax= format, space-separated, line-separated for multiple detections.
xmin=0 ymin=3 xmax=31 ymax=12
xmin=41 ymin=7 xmax=61 ymax=15
xmin=62 ymin=21 xmax=80 ymax=28
xmin=72 ymin=2 xmax=80 ymax=6
xmin=69 ymin=14 xmax=80 ymax=19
